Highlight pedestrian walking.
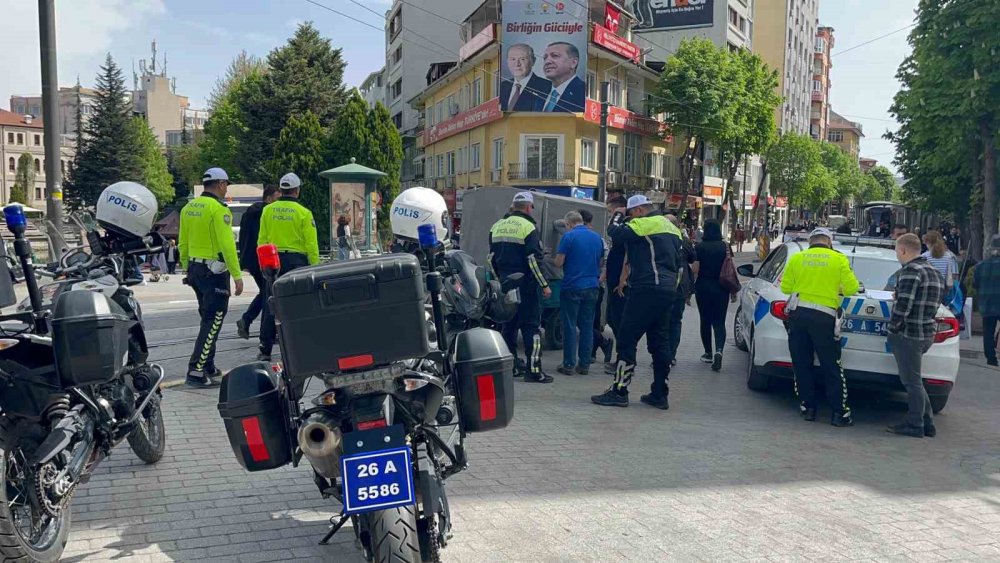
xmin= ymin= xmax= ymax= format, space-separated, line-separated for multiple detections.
xmin=488 ymin=192 xmax=553 ymax=383
xmin=592 ymin=195 xmax=682 ymax=410
xmin=693 ymin=220 xmax=734 ymax=371
xmin=886 ymin=233 xmax=947 ymax=437
xmin=945 ymin=226 xmax=962 ymax=255
xmin=179 ymin=167 xmax=244 ymax=388
xmin=733 ymin=223 xmax=746 ymax=253
xmin=665 ymin=214 xmax=695 ymax=367
xmin=165 ymin=239 xmax=179 ymax=274
xmin=603 ymin=194 xmax=628 ymax=373
xmin=336 ymin=215 xmax=354 ymax=261
xmin=921 ymin=230 xmax=959 ymax=284
xmin=554 ymin=211 xmax=604 ymax=375
xmin=257 ymin=173 xmax=320 ymax=362
xmin=780 ymin=227 xmax=860 ymax=426
xmin=974 ymin=234 xmax=1000 ymax=367
xmin=236 ymin=185 xmax=280 ymax=340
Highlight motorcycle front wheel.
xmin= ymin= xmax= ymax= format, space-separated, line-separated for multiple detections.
xmin=0 ymin=435 xmax=71 ymax=562
xmin=127 ymin=392 xmax=166 ymax=464
xmin=366 ymin=505 xmax=421 ymax=563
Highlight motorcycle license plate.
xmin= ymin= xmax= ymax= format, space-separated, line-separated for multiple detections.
xmin=340 ymin=445 xmax=415 ymax=515
xmin=841 ymin=317 xmax=888 ymax=336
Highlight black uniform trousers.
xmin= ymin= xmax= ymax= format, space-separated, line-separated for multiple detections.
xmin=187 ymin=262 xmax=231 ymax=373
xmin=614 ymin=286 xmax=675 ymax=398
xmin=241 ymin=267 xmax=266 ymax=328
xmin=665 ymin=290 xmax=687 ymax=364
xmin=259 ymin=252 xmax=310 ymax=355
xmin=786 ymin=307 xmax=850 ymax=415
xmin=606 ymin=286 xmax=627 ymax=356
xmin=500 ymin=277 xmax=542 ymax=374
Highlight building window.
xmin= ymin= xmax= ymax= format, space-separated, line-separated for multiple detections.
xmin=33 ymin=134 xmax=41 ymax=146
xmin=608 ymin=142 xmax=620 ymax=170
xmin=391 ymin=79 xmax=402 ymax=100
xmin=586 ymin=71 xmax=597 ymax=100
xmin=436 ymin=101 xmax=444 ymax=124
xmin=661 ymin=154 xmax=673 ymax=179
xmin=609 ymin=78 xmax=622 ymax=107
xmin=815 ymin=37 xmax=826 ymax=53
xmin=392 ymin=46 xmax=402 ymax=66
xmin=522 ymin=135 xmax=562 ymax=179
xmin=470 ymin=143 xmax=481 ymax=171
xmin=34 ymin=159 xmax=40 ymax=173
xmin=6 ymin=133 xmax=12 ymax=144
xmin=35 ymin=188 xmax=43 ymax=200
xmin=729 ymin=7 xmax=739 ymax=27
xmin=436 ymin=155 xmax=444 ymax=178
xmin=828 ymin=130 xmax=844 ymax=142
xmin=457 ymin=148 xmax=464 ymax=173
xmin=581 ymin=139 xmax=596 ymax=170
xmin=471 ymin=78 xmax=482 ymax=107
xmin=623 ymin=133 xmax=640 ymax=174
xmin=811 ymin=79 xmax=822 ymax=92
xmin=642 ymin=153 xmax=655 ymax=176
xmin=492 ymin=138 xmax=503 ymax=170
xmin=7 ymin=157 xmax=13 ymax=172
xmin=447 ymin=94 xmax=456 ymax=116
xmin=392 ymin=112 xmax=402 ymax=128
xmin=16 ymin=133 xmax=23 ymax=145
xmin=389 ymin=9 xmax=402 ymax=40
xmin=446 ymin=151 xmax=456 ymax=176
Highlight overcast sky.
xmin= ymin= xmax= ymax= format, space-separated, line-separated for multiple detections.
xmin=0 ymin=0 xmax=916 ymax=173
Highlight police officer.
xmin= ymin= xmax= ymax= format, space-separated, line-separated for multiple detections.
xmin=488 ymin=192 xmax=553 ymax=383
xmin=257 ymin=172 xmax=320 ymax=361
xmin=592 ymin=195 xmax=682 ymax=409
xmin=780 ymin=227 xmax=860 ymax=426
xmin=179 ymin=167 xmax=244 ymax=388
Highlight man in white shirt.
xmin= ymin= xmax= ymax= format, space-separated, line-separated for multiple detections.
xmin=500 ymin=44 xmax=551 ymax=112
xmin=541 ymin=42 xmax=586 ymax=113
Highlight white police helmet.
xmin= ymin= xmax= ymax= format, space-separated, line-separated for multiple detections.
xmin=95 ymin=181 xmax=158 ymax=239
xmin=389 ymin=187 xmax=450 ymax=243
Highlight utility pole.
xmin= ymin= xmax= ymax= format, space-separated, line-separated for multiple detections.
xmin=597 ymin=81 xmax=610 ymax=203
xmin=38 ymin=0 xmax=67 ymax=257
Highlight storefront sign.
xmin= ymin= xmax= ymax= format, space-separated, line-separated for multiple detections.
xmin=703 ymin=176 xmax=724 ymax=205
xmin=665 ymin=194 xmax=702 ymax=209
xmin=584 ymin=99 xmax=663 ymax=137
xmin=459 ymin=24 xmax=496 ymax=61
xmin=424 ymin=97 xmax=502 ymax=145
xmin=592 ymin=24 xmax=641 ymax=62
xmin=634 ymin=0 xmax=715 ymax=31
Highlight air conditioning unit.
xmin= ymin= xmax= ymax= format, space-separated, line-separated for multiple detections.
xmin=607 ymin=171 xmax=617 ymax=184
xmin=490 ymin=169 xmax=502 ymax=183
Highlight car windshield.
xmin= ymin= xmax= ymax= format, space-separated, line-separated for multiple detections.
xmin=850 ymin=256 xmax=901 ymax=291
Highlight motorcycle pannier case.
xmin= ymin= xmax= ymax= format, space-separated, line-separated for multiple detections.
xmin=271 ymin=254 xmax=429 ymax=377
xmin=51 ymin=290 xmax=131 ymax=387
xmin=217 ymin=362 xmax=292 ymax=471
xmin=453 ymin=328 xmax=515 ymax=432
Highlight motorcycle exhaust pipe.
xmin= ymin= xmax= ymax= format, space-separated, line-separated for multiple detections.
xmin=297 ymin=413 xmax=342 ymax=479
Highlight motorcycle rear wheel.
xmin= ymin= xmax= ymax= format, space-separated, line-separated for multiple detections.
xmin=0 ymin=434 xmax=71 ymax=562
xmin=367 ymin=505 xmax=421 ymax=563
xmin=127 ymin=393 xmax=166 ymax=464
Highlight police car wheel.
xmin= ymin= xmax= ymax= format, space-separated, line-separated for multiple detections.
xmin=746 ymin=334 xmax=771 ymax=392
xmin=733 ymin=307 xmax=749 ymax=352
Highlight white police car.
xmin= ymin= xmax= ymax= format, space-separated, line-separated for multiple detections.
xmin=732 ymin=238 xmax=961 ymax=413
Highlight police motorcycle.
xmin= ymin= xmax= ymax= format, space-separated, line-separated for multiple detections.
xmin=217 ymin=187 xmax=515 ymax=562
xmin=0 ymin=182 xmax=166 ymax=562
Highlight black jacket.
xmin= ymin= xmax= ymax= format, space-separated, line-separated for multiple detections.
xmin=238 ymin=201 xmax=266 ymax=271
xmin=608 ymin=211 xmax=681 ymax=291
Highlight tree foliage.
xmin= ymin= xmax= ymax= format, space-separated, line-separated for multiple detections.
xmin=10 ymin=153 xmax=34 ymax=204
xmin=65 ymin=54 xmax=139 ymax=209
xmin=208 ymin=50 xmax=265 ymax=111
xmin=270 ymin=111 xmax=329 ymax=244
xmin=767 ymin=133 xmax=823 ymax=211
xmin=365 ymin=102 xmax=404 ymax=232
xmin=127 ymin=117 xmax=174 ymax=208
xmin=819 ymin=141 xmax=864 ymax=211
xmin=867 ymin=165 xmax=897 ymax=201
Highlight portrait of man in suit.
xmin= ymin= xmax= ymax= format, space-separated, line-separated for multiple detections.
xmin=500 ymin=44 xmax=552 ymax=112
xmin=540 ymin=42 xmax=586 ymax=113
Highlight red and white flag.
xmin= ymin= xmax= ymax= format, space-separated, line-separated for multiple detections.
xmin=605 ymin=4 xmax=621 ymax=33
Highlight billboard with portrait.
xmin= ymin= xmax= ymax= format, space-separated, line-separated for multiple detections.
xmin=500 ymin=0 xmax=588 ymax=113
xmin=633 ymin=0 xmax=714 ymax=31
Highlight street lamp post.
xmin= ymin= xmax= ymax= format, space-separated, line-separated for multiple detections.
xmin=38 ymin=0 xmax=66 ymax=258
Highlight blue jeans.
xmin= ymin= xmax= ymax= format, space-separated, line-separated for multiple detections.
xmin=560 ymin=287 xmax=600 ymax=369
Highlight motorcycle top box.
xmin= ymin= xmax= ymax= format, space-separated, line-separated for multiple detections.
xmin=453 ymin=328 xmax=515 ymax=433
xmin=218 ymin=362 xmax=293 ymax=472
xmin=51 ymin=290 xmax=131 ymax=387
xmin=271 ymin=254 xmax=429 ymax=377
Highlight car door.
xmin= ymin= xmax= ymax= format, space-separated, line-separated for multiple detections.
xmin=742 ymin=245 xmax=788 ymax=332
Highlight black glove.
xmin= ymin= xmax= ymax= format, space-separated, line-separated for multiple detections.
xmin=182 ymin=276 xmax=190 ymax=286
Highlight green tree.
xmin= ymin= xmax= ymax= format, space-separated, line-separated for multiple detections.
xmin=767 ymin=133 xmax=824 ymax=214
xmin=365 ymin=102 xmax=403 ymax=233
xmin=127 ymin=117 xmax=174 ymax=207
xmin=819 ymin=142 xmax=864 ymax=214
xmin=10 ymin=153 xmax=34 ymax=204
xmin=168 ymin=142 xmax=202 ymax=203
xmin=651 ymin=38 xmax=733 ymax=214
xmin=208 ymin=50 xmax=265 ymax=111
xmin=266 ymin=22 xmax=347 ymax=128
xmin=65 ymin=54 xmax=139 ymax=209
xmin=269 ymin=111 xmax=329 ymax=244
xmin=866 ymin=165 xmax=896 ymax=201
xmin=715 ymin=48 xmax=782 ymax=234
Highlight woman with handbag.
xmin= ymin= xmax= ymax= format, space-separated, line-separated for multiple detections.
xmin=693 ymin=220 xmax=740 ymax=371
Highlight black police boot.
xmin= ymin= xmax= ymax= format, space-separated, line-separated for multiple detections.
xmin=887 ymin=422 xmax=924 ymax=437
xmin=236 ymin=318 xmax=250 ymax=340
xmin=185 ymin=370 xmax=219 ymax=389
xmin=513 ymin=358 xmax=527 ymax=378
xmin=640 ymin=393 xmax=669 ymax=410
xmin=591 ymin=386 xmax=628 ymax=407
xmin=257 ymin=348 xmax=272 ymax=362
xmin=800 ymin=407 xmax=817 ymax=422
xmin=831 ymin=411 xmax=854 ymax=427
xmin=923 ymin=417 xmax=937 ymax=438
xmin=524 ymin=370 xmax=554 ymax=383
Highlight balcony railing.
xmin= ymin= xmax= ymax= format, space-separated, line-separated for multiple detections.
xmin=507 ymin=162 xmax=576 ymax=181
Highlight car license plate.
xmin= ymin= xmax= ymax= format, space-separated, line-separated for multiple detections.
xmin=841 ymin=317 xmax=888 ymax=336
xmin=340 ymin=446 xmax=415 ymax=515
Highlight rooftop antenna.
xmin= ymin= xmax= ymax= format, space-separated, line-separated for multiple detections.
xmin=139 ymin=58 xmax=148 ymax=76
xmin=162 ymin=51 xmax=168 ymax=77
xmin=171 ymin=77 xmax=177 ymax=93
xmin=131 ymin=60 xmax=138 ymax=90
xmin=150 ymin=40 xmax=157 ymax=75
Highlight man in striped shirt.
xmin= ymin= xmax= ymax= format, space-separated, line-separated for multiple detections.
xmin=888 ymin=233 xmax=947 ymax=438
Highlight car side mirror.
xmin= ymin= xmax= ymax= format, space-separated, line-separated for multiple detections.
xmin=737 ymin=264 xmax=755 ymax=278
xmin=502 ymin=273 xmax=524 ymax=292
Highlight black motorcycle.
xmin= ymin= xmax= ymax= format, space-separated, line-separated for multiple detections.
xmin=0 ymin=209 xmax=165 ymax=562
xmin=219 ymin=237 xmax=517 ymax=563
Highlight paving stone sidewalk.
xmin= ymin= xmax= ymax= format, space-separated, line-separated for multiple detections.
xmin=66 ymin=306 xmax=1000 ymax=562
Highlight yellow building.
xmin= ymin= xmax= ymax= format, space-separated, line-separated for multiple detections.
xmin=828 ymin=110 xmax=864 ymax=163
xmin=409 ymin=0 xmax=685 ymax=214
